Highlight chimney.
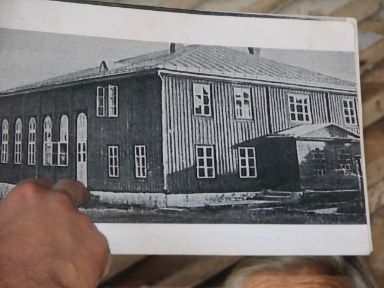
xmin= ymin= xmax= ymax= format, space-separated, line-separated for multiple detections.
xmin=170 ymin=43 xmax=184 ymax=53
xmin=248 ymin=47 xmax=261 ymax=56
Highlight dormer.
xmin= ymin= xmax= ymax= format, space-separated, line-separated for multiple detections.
xmin=99 ymin=60 xmax=109 ymax=73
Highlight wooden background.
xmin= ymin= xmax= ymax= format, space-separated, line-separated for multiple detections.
xmin=81 ymin=0 xmax=384 ymax=286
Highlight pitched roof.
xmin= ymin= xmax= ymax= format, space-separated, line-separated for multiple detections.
xmin=275 ymin=123 xmax=359 ymax=140
xmin=1 ymin=45 xmax=357 ymax=94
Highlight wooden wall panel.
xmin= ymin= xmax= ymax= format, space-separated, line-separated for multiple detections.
xmin=328 ymin=93 xmax=360 ymax=134
xmin=163 ymin=74 xmax=269 ymax=192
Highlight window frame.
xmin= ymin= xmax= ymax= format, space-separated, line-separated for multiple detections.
xmin=58 ymin=115 xmax=69 ymax=167
xmin=28 ymin=118 xmax=36 ymax=166
xmin=14 ymin=118 xmax=22 ymax=165
xmin=43 ymin=116 xmax=53 ymax=166
xmin=195 ymin=145 xmax=216 ymax=179
xmin=234 ymin=87 xmax=253 ymax=120
xmin=238 ymin=147 xmax=257 ymax=178
xmin=134 ymin=145 xmax=147 ymax=179
xmin=311 ymin=147 xmax=327 ymax=176
xmin=288 ymin=93 xmax=312 ymax=123
xmin=193 ymin=83 xmax=212 ymax=117
xmin=96 ymin=85 xmax=119 ymax=118
xmin=342 ymin=98 xmax=357 ymax=126
xmin=96 ymin=86 xmax=106 ymax=117
xmin=108 ymin=85 xmax=119 ymax=117
xmin=108 ymin=145 xmax=119 ymax=178
xmin=1 ymin=119 xmax=9 ymax=164
xmin=338 ymin=149 xmax=352 ymax=171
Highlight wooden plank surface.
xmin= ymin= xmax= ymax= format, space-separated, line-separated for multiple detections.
xmin=329 ymin=0 xmax=381 ymax=21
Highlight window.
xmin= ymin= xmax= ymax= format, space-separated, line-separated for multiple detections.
xmin=343 ymin=99 xmax=357 ymax=125
xmin=28 ymin=118 xmax=36 ymax=165
xmin=108 ymin=145 xmax=119 ymax=177
xmin=234 ymin=87 xmax=252 ymax=120
xmin=338 ymin=149 xmax=352 ymax=171
xmin=288 ymin=94 xmax=311 ymax=123
xmin=14 ymin=119 xmax=22 ymax=164
xmin=58 ymin=115 xmax=68 ymax=166
xmin=96 ymin=85 xmax=118 ymax=117
xmin=134 ymin=145 xmax=147 ymax=178
xmin=196 ymin=145 xmax=215 ymax=178
xmin=238 ymin=147 xmax=257 ymax=178
xmin=1 ymin=119 xmax=9 ymax=163
xmin=108 ymin=86 xmax=118 ymax=117
xmin=96 ymin=87 xmax=106 ymax=117
xmin=193 ymin=83 xmax=211 ymax=117
xmin=311 ymin=148 xmax=326 ymax=176
xmin=43 ymin=116 xmax=52 ymax=166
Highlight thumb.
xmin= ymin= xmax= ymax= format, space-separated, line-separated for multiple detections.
xmin=53 ymin=179 xmax=90 ymax=207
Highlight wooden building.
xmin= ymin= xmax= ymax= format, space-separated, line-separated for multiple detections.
xmin=0 ymin=45 xmax=360 ymax=193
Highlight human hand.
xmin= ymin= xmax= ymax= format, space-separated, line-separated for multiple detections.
xmin=0 ymin=179 xmax=110 ymax=288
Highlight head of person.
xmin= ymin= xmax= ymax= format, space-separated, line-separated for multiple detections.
xmin=223 ymin=256 xmax=377 ymax=288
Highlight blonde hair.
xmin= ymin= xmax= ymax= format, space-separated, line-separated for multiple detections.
xmin=223 ymin=256 xmax=377 ymax=288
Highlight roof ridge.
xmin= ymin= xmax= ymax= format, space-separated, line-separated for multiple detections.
xmin=0 ymin=44 xmax=357 ymax=95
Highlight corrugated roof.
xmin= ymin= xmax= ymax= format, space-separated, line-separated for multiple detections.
xmin=1 ymin=45 xmax=357 ymax=94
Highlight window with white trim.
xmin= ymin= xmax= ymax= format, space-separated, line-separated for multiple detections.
xmin=193 ymin=83 xmax=211 ymax=117
xmin=14 ymin=119 xmax=22 ymax=164
xmin=1 ymin=119 xmax=9 ymax=164
xmin=57 ymin=115 xmax=68 ymax=166
xmin=196 ymin=145 xmax=215 ymax=178
xmin=28 ymin=118 xmax=36 ymax=165
xmin=234 ymin=87 xmax=252 ymax=120
xmin=108 ymin=145 xmax=119 ymax=177
xmin=43 ymin=117 xmax=52 ymax=166
xmin=134 ymin=145 xmax=147 ymax=178
xmin=96 ymin=85 xmax=119 ymax=117
xmin=238 ymin=147 xmax=257 ymax=178
xmin=96 ymin=86 xmax=106 ymax=117
xmin=288 ymin=94 xmax=311 ymax=123
xmin=342 ymin=99 xmax=357 ymax=125
xmin=108 ymin=86 xmax=118 ymax=117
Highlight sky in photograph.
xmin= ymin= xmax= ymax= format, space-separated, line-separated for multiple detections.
xmin=0 ymin=28 xmax=357 ymax=92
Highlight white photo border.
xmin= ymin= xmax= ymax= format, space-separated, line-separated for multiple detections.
xmin=0 ymin=0 xmax=371 ymax=255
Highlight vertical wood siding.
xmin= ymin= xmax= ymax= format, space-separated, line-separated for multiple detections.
xmin=163 ymin=75 xmax=269 ymax=192
xmin=328 ymin=92 xmax=360 ymax=134
xmin=0 ymin=74 xmax=165 ymax=193
xmin=268 ymin=87 xmax=329 ymax=132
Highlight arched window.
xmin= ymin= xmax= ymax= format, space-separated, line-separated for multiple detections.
xmin=14 ymin=118 xmax=22 ymax=164
xmin=58 ymin=115 xmax=69 ymax=166
xmin=43 ymin=116 xmax=52 ymax=166
xmin=60 ymin=115 xmax=68 ymax=142
xmin=1 ymin=119 xmax=9 ymax=163
xmin=28 ymin=118 xmax=36 ymax=165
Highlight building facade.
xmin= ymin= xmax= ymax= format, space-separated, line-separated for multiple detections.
xmin=0 ymin=45 xmax=361 ymax=193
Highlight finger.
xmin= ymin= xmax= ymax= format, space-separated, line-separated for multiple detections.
xmin=52 ymin=179 xmax=90 ymax=207
xmin=5 ymin=178 xmax=53 ymax=200
xmin=19 ymin=178 xmax=54 ymax=190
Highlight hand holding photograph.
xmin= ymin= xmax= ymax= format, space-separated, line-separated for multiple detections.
xmin=0 ymin=0 xmax=371 ymax=255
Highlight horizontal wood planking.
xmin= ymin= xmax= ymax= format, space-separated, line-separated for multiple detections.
xmin=101 ymin=256 xmax=205 ymax=287
xmin=241 ymin=0 xmax=294 ymax=13
xmin=360 ymin=38 xmax=384 ymax=75
xmin=329 ymin=0 xmax=381 ymax=21
xmin=102 ymin=255 xmax=146 ymax=281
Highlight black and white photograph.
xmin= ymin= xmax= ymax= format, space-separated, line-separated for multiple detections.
xmin=0 ymin=0 xmax=372 ymax=255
